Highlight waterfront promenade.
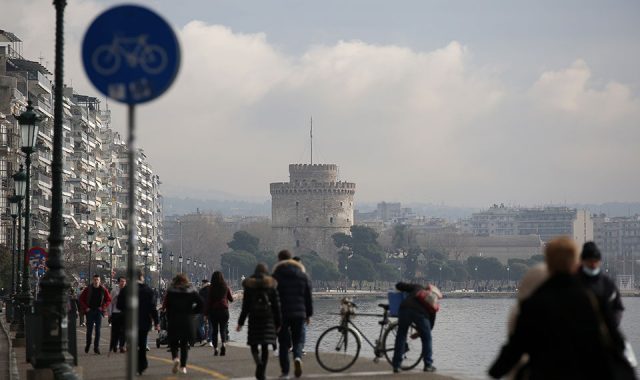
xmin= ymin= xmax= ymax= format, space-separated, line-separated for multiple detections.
xmin=0 ymin=315 xmax=457 ymax=380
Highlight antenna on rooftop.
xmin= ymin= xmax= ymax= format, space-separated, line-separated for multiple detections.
xmin=310 ymin=116 xmax=313 ymax=165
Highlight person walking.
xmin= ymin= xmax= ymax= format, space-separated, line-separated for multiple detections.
xmin=79 ymin=275 xmax=111 ymax=354
xmin=578 ymin=241 xmax=625 ymax=326
xmin=163 ymin=273 xmax=203 ymax=374
xmin=117 ymin=269 xmax=159 ymax=375
xmin=237 ymin=263 xmax=281 ymax=380
xmin=489 ymin=236 xmax=636 ymax=380
xmin=108 ymin=276 xmax=127 ymax=354
xmin=205 ymin=271 xmax=233 ymax=356
xmin=198 ymin=279 xmax=211 ymax=346
xmin=391 ymin=281 xmax=438 ymax=373
xmin=272 ymin=250 xmax=313 ymax=379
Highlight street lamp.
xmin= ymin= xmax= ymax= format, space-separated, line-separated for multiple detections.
xmin=506 ymin=266 xmax=511 ymax=287
xmin=187 ymin=257 xmax=191 ymax=281
xmin=142 ymin=245 xmax=150 ymax=281
xmin=9 ymin=195 xmax=21 ymax=295
xmin=107 ymin=232 xmax=116 ymax=290
xmin=193 ymin=259 xmax=198 ymax=281
xmin=86 ymin=227 xmax=95 ymax=280
xmin=34 ymin=1 xmax=78 ymax=376
xmin=178 ymin=254 xmax=183 ymax=273
xmin=169 ymin=251 xmax=174 ymax=278
xmin=157 ymin=248 xmax=163 ymax=290
xmin=12 ymin=168 xmax=25 ymax=300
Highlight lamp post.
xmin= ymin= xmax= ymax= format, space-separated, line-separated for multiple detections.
xmin=193 ymin=259 xmax=198 ymax=281
xmin=107 ymin=232 xmax=116 ymax=290
xmin=86 ymin=227 xmax=95 ymax=281
xmin=186 ymin=257 xmax=191 ymax=282
xmin=157 ymin=248 xmax=163 ymax=290
xmin=178 ymin=254 xmax=183 ymax=273
xmin=169 ymin=252 xmax=174 ymax=278
xmin=142 ymin=245 xmax=150 ymax=281
xmin=9 ymin=195 xmax=21 ymax=295
xmin=34 ymin=1 xmax=77 ymax=375
xmin=506 ymin=266 xmax=510 ymax=287
xmin=15 ymin=99 xmax=40 ymax=342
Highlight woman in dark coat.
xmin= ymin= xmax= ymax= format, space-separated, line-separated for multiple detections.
xmin=237 ymin=263 xmax=282 ymax=380
xmin=205 ymin=271 xmax=233 ymax=355
xmin=162 ymin=273 xmax=203 ymax=375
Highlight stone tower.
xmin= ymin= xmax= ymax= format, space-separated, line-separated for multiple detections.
xmin=270 ymin=164 xmax=356 ymax=261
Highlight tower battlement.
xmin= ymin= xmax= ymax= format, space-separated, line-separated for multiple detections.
xmin=289 ymin=164 xmax=338 ymax=183
xmin=270 ymin=181 xmax=355 ymax=194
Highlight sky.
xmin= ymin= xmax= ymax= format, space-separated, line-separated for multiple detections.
xmin=2 ymin=0 xmax=640 ymax=206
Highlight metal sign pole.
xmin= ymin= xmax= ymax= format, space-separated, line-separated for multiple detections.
xmin=126 ymin=104 xmax=138 ymax=380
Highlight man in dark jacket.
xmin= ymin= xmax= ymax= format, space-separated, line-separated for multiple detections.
xmin=117 ymin=269 xmax=159 ymax=375
xmin=489 ymin=237 xmax=635 ymax=380
xmin=79 ymin=275 xmax=112 ymax=354
xmin=392 ymin=282 xmax=436 ymax=373
xmin=272 ymin=250 xmax=313 ymax=379
xmin=578 ymin=241 xmax=625 ymax=326
xmin=198 ymin=279 xmax=210 ymax=346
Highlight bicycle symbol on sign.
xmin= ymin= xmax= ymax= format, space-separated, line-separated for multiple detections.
xmin=92 ymin=34 xmax=168 ymax=76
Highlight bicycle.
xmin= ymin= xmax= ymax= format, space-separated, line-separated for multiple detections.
xmin=315 ymin=298 xmax=423 ymax=372
xmin=91 ymin=34 xmax=168 ymax=76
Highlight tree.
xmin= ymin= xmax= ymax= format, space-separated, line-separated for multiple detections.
xmin=332 ymin=232 xmax=352 ymax=249
xmin=253 ymin=250 xmax=277 ymax=269
xmin=346 ymin=255 xmax=378 ymax=281
xmin=301 ymin=252 xmax=341 ymax=281
xmin=376 ymin=263 xmax=401 ymax=282
xmin=391 ymin=224 xmax=410 ymax=250
xmin=227 ymin=231 xmax=259 ymax=254
xmin=220 ymin=250 xmax=257 ymax=277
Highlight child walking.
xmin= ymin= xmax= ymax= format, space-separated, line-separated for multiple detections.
xmin=237 ymin=263 xmax=282 ymax=380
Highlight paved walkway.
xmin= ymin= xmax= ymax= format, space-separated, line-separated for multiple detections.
xmin=6 ymin=321 xmax=458 ymax=380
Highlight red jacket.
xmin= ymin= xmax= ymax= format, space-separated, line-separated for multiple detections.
xmin=79 ymin=285 xmax=112 ymax=313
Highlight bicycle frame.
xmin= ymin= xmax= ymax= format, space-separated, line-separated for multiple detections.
xmin=339 ymin=306 xmax=391 ymax=358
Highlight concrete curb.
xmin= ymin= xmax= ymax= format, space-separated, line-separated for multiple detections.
xmin=0 ymin=315 xmax=19 ymax=380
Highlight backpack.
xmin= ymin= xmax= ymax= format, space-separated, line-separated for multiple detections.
xmin=415 ymin=284 xmax=443 ymax=314
xmin=252 ymin=290 xmax=271 ymax=315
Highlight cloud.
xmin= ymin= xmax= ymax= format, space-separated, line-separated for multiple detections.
xmin=2 ymin=1 xmax=640 ymax=206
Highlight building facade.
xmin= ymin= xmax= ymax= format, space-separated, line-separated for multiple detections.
xmin=0 ymin=30 xmax=163 ymax=282
xmin=462 ymin=204 xmax=578 ymax=242
xmin=270 ymin=164 xmax=355 ymax=261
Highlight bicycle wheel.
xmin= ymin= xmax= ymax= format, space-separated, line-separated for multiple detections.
xmin=383 ymin=321 xmax=423 ymax=370
xmin=315 ymin=325 xmax=361 ymax=372
xmin=140 ymin=45 xmax=168 ymax=75
xmin=92 ymin=45 xmax=120 ymax=75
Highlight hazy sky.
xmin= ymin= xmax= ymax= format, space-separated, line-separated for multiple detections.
xmin=2 ymin=0 xmax=640 ymax=206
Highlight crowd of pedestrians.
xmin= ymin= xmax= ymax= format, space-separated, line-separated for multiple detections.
xmin=64 ymin=239 xmax=637 ymax=379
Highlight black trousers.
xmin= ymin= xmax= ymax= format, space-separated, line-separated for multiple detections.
xmin=209 ymin=309 xmax=229 ymax=347
xmin=170 ymin=337 xmax=190 ymax=367
xmin=109 ymin=313 xmax=126 ymax=351
xmin=138 ymin=329 xmax=149 ymax=373
xmin=251 ymin=344 xmax=269 ymax=380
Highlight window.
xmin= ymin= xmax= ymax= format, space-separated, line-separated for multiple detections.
xmin=330 ymin=217 xmax=334 ymax=224
xmin=296 ymin=240 xmax=300 ymax=247
xmin=305 ymin=217 xmax=309 ymax=222
xmin=295 ymin=201 xmax=299 ymax=207
xmin=340 ymin=201 xmax=343 ymax=207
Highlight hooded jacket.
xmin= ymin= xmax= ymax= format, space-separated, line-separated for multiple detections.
xmin=272 ymin=259 xmax=313 ymax=320
xmin=238 ymin=274 xmax=281 ymax=346
xmin=162 ymin=284 xmax=203 ymax=343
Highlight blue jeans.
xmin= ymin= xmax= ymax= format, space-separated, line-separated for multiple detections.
xmin=278 ymin=318 xmax=305 ymax=375
xmin=392 ymin=308 xmax=433 ymax=369
xmin=86 ymin=309 xmax=103 ymax=348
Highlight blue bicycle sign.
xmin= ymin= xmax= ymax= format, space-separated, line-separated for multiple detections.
xmin=92 ymin=34 xmax=168 ymax=76
xmin=82 ymin=5 xmax=180 ymax=105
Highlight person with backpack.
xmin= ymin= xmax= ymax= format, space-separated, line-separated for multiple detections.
xmin=392 ymin=281 xmax=441 ymax=373
xmin=162 ymin=273 xmax=203 ymax=375
xmin=273 ymin=250 xmax=313 ymax=379
xmin=237 ymin=263 xmax=282 ymax=380
xmin=205 ymin=271 xmax=233 ymax=356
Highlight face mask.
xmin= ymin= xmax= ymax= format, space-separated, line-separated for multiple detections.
xmin=582 ymin=265 xmax=601 ymax=277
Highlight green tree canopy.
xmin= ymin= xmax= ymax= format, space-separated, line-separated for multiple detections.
xmin=346 ymin=255 xmax=378 ymax=281
xmin=227 ymin=230 xmax=260 ymax=254
xmin=301 ymin=251 xmax=341 ymax=281
xmin=220 ymin=250 xmax=257 ymax=277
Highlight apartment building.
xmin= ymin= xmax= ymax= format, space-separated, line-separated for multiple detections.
xmin=0 ymin=30 xmax=163 ymax=279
